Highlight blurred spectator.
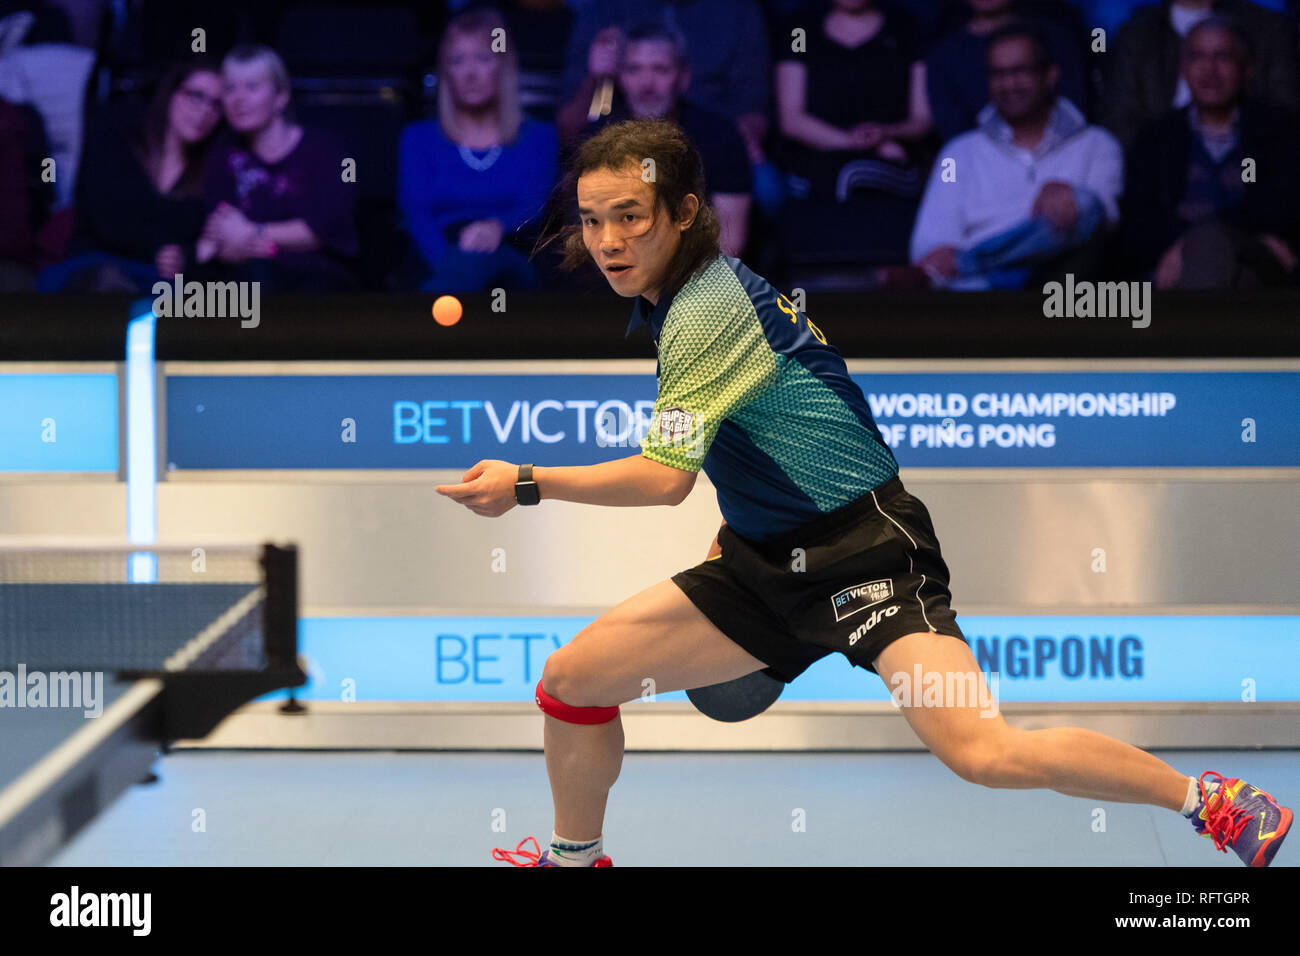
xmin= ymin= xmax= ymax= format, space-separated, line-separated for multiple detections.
xmin=0 ymin=96 xmax=36 ymax=290
xmin=0 ymin=3 xmax=96 ymax=210
xmin=926 ymin=0 xmax=1089 ymax=143
xmin=1122 ymin=17 xmax=1300 ymax=288
xmin=41 ymin=0 xmax=104 ymax=48
xmin=568 ymin=20 xmax=752 ymax=257
xmin=901 ymin=25 xmax=1122 ymax=289
xmin=0 ymin=1 xmax=70 ymax=43
xmin=197 ymin=44 xmax=360 ymax=293
xmin=1104 ymin=0 xmax=1300 ymax=148
xmin=1072 ymin=0 xmax=1145 ymax=40
xmin=775 ymin=0 xmax=931 ymax=197
xmin=398 ymin=7 xmax=557 ymax=293
xmin=35 ymin=58 xmax=224 ymax=293
xmin=772 ymin=0 xmax=932 ymax=265
xmin=557 ymin=0 xmax=770 ymax=164
xmin=460 ymin=0 xmax=574 ymax=121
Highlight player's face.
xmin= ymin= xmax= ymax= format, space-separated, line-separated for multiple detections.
xmin=578 ymin=165 xmax=694 ymax=303
xmin=619 ymin=41 xmax=684 ymax=118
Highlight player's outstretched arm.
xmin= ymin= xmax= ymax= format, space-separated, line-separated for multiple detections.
xmin=533 ymin=455 xmax=695 ymax=507
xmin=435 ymin=455 xmax=695 ymax=516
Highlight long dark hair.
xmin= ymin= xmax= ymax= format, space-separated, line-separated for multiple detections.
xmin=535 ymin=118 xmax=721 ymax=298
xmin=133 ymin=56 xmax=222 ymax=198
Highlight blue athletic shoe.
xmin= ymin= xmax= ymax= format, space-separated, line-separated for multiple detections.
xmin=1191 ymin=771 xmax=1292 ymax=867
xmin=491 ymin=836 xmax=613 ymax=866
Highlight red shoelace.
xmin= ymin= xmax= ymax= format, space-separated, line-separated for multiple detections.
xmin=1199 ymin=770 xmax=1253 ymax=852
xmin=491 ymin=836 xmax=547 ymax=866
xmin=490 ymin=835 xmax=612 ymax=866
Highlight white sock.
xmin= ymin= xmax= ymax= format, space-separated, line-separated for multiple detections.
xmin=1181 ymin=776 xmax=1219 ymax=816
xmin=548 ymin=832 xmax=602 ymax=867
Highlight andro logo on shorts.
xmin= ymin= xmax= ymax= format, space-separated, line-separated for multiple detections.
xmin=658 ymin=406 xmax=694 ymax=444
xmin=847 ymin=604 xmax=900 ymax=645
xmin=831 ymin=578 xmax=894 ymax=622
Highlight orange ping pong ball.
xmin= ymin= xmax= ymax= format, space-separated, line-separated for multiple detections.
xmin=432 ymin=295 xmax=463 ymax=326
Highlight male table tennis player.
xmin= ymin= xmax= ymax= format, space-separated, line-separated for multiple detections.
xmin=436 ymin=119 xmax=1291 ymax=868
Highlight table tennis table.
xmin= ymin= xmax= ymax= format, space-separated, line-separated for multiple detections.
xmin=0 ymin=542 xmax=304 ymax=866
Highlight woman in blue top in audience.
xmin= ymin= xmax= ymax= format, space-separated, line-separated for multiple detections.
xmin=398 ymin=7 xmax=558 ymax=293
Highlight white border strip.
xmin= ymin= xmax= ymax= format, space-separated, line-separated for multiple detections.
xmin=0 ymin=362 xmax=119 ymax=373
xmin=0 ymin=536 xmax=266 ymax=553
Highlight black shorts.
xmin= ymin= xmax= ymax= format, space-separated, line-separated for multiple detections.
xmin=672 ymin=476 xmax=968 ymax=683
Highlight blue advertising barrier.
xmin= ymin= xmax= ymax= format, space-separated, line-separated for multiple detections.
xmin=164 ymin=371 xmax=1300 ymax=469
xmin=0 ymin=374 xmax=118 ymax=472
xmin=262 ymin=614 xmax=1300 ymax=704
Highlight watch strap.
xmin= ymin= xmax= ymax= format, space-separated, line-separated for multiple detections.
xmin=515 ymin=463 xmax=540 ymax=505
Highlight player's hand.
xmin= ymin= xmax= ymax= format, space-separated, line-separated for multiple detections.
xmin=435 ymin=459 xmax=519 ymax=517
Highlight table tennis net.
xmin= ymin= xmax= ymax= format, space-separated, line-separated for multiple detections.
xmin=0 ymin=543 xmax=290 ymax=673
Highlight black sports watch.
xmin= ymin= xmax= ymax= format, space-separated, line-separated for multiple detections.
xmin=514 ymin=463 xmax=540 ymax=505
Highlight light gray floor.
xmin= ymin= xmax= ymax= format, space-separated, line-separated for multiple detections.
xmin=50 ymin=750 xmax=1298 ymax=866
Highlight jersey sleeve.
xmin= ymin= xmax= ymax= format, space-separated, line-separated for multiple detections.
xmin=640 ymin=301 xmax=778 ymax=473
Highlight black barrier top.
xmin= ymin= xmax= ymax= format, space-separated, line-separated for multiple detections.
xmin=0 ymin=291 xmax=1297 ymax=360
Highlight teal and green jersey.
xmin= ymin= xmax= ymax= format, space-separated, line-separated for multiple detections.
xmin=628 ymin=254 xmax=899 ymax=541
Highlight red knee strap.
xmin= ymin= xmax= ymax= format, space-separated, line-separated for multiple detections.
xmin=535 ymin=678 xmax=619 ymax=724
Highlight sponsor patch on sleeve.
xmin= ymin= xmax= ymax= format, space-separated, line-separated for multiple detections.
xmin=657 ymin=406 xmax=694 ymax=445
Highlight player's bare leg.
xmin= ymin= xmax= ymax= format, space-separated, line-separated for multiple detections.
xmin=873 ymin=631 xmax=1188 ymax=810
xmin=540 ymin=578 xmax=768 ymax=840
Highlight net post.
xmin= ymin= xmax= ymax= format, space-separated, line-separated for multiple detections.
xmin=260 ymin=542 xmax=307 ymax=714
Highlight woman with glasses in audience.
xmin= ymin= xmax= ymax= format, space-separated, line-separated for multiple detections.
xmin=37 ymin=57 xmax=224 ymax=293
xmin=398 ymin=7 xmax=558 ymax=293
